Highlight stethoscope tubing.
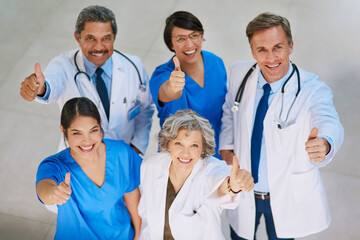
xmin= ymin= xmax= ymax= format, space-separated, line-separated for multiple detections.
xmin=73 ymin=50 xmax=145 ymax=91
xmin=231 ymin=62 xmax=301 ymax=128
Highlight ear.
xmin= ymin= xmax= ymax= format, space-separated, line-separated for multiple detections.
xmin=289 ymin=41 xmax=294 ymax=55
xmin=60 ymin=125 xmax=65 ymax=134
xmin=74 ymin=32 xmax=80 ymax=44
xmin=251 ymin=46 xmax=256 ymax=59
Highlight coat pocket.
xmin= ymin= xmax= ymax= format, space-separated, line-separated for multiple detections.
xmin=291 ymin=169 xmax=319 ymax=201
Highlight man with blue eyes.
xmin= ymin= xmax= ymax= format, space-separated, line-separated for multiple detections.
xmin=220 ymin=12 xmax=343 ymax=239
xmin=19 ymin=5 xmax=154 ymax=156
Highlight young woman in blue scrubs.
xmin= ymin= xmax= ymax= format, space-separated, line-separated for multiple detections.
xmin=150 ymin=11 xmax=227 ymax=159
xmin=36 ymin=97 xmax=141 ymax=240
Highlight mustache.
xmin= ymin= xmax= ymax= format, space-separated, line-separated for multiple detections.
xmin=89 ymin=50 xmax=109 ymax=55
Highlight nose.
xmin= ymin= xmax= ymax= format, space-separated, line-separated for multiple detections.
xmin=82 ymin=134 xmax=92 ymax=145
xmin=184 ymin=37 xmax=195 ymax=47
xmin=93 ymin=40 xmax=104 ymax=50
xmin=181 ymin=146 xmax=191 ymax=157
xmin=266 ymin=51 xmax=277 ymax=61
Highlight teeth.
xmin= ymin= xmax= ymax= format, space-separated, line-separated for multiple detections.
xmin=80 ymin=145 xmax=93 ymax=150
xmin=267 ymin=64 xmax=280 ymax=68
xmin=92 ymin=53 xmax=103 ymax=56
xmin=184 ymin=49 xmax=196 ymax=55
xmin=179 ymin=158 xmax=191 ymax=163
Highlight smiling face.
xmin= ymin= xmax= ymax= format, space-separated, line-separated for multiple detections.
xmin=61 ymin=115 xmax=103 ymax=159
xmin=168 ymin=129 xmax=203 ymax=174
xmin=171 ymin=26 xmax=203 ymax=66
xmin=74 ymin=21 xmax=115 ymax=67
xmin=250 ymin=25 xmax=293 ymax=83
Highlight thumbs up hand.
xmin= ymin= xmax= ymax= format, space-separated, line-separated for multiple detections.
xmin=228 ymin=155 xmax=254 ymax=194
xmin=168 ymin=56 xmax=185 ymax=94
xmin=20 ymin=63 xmax=46 ymax=101
xmin=305 ymin=127 xmax=331 ymax=163
xmin=51 ymin=172 xmax=72 ymax=205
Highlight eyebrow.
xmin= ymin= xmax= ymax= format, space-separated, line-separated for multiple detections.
xmin=70 ymin=125 xmax=99 ymax=132
xmin=173 ymin=31 xmax=199 ymax=37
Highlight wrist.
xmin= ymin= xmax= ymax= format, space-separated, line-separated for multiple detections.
xmin=37 ymin=82 xmax=46 ymax=96
xmin=227 ymin=177 xmax=241 ymax=194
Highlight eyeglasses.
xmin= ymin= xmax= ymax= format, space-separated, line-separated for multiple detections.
xmin=172 ymin=32 xmax=202 ymax=45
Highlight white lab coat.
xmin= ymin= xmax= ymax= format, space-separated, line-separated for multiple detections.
xmin=138 ymin=152 xmax=242 ymax=240
xmin=36 ymin=49 xmax=154 ymax=154
xmin=219 ymin=61 xmax=344 ymax=239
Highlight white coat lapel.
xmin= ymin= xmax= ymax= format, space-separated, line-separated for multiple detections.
xmin=109 ymin=53 xmax=125 ymax=123
xmin=169 ymin=159 xmax=204 ymax=214
xmin=75 ymin=49 xmax=109 ymax=126
xmin=240 ymin=67 xmax=259 ymax=144
xmin=266 ymin=69 xmax=298 ymax=122
xmin=149 ymin=154 xmax=171 ymax=239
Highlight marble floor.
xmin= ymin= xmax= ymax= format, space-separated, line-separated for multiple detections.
xmin=0 ymin=0 xmax=359 ymax=239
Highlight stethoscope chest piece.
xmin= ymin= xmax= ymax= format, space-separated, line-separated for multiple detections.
xmin=231 ymin=103 xmax=239 ymax=112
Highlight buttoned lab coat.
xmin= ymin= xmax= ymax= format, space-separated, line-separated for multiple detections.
xmin=36 ymin=49 xmax=154 ymax=154
xmin=138 ymin=153 xmax=242 ymax=240
xmin=219 ymin=61 xmax=344 ymax=239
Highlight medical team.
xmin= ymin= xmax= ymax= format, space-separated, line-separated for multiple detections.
xmin=20 ymin=5 xmax=343 ymax=240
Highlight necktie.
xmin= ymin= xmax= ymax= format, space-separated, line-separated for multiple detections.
xmin=251 ymin=83 xmax=271 ymax=183
xmin=95 ymin=68 xmax=110 ymax=120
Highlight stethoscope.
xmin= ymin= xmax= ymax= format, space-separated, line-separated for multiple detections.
xmin=231 ymin=62 xmax=301 ymax=129
xmin=73 ymin=49 xmax=146 ymax=92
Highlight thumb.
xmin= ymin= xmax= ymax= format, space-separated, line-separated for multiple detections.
xmin=64 ymin=172 xmax=71 ymax=186
xmin=173 ymin=56 xmax=181 ymax=71
xmin=34 ymin=63 xmax=44 ymax=83
xmin=308 ymin=127 xmax=318 ymax=141
xmin=231 ymin=155 xmax=239 ymax=177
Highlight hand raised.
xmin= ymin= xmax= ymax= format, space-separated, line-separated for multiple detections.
xmin=305 ymin=127 xmax=330 ymax=163
xmin=167 ymin=56 xmax=185 ymax=94
xmin=20 ymin=63 xmax=46 ymax=101
xmin=229 ymin=155 xmax=254 ymax=193
xmin=51 ymin=172 xmax=72 ymax=205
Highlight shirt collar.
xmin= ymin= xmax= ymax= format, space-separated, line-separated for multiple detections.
xmin=258 ymin=62 xmax=293 ymax=94
xmin=82 ymin=55 xmax=113 ymax=79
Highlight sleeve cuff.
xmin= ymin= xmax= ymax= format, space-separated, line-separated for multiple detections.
xmin=36 ymin=81 xmax=51 ymax=101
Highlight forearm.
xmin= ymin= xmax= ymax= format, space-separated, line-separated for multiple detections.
xmin=36 ymin=179 xmax=58 ymax=204
xmin=217 ymin=177 xmax=238 ymax=198
xmin=220 ymin=150 xmax=235 ymax=165
xmin=124 ymin=188 xmax=141 ymax=239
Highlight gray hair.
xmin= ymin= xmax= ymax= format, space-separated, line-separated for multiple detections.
xmin=158 ymin=109 xmax=215 ymax=158
xmin=246 ymin=12 xmax=292 ymax=46
xmin=75 ymin=5 xmax=117 ymax=36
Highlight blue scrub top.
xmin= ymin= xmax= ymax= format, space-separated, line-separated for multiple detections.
xmin=150 ymin=50 xmax=227 ymax=158
xmin=36 ymin=139 xmax=142 ymax=240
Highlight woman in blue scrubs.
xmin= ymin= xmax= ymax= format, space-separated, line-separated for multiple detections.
xmin=36 ymin=97 xmax=141 ymax=240
xmin=150 ymin=11 xmax=227 ymax=159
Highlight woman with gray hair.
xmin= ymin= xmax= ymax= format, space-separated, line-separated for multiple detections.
xmin=138 ymin=109 xmax=254 ymax=240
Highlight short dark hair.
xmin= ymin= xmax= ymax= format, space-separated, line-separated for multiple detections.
xmin=163 ymin=11 xmax=204 ymax=52
xmin=246 ymin=12 xmax=292 ymax=46
xmin=75 ymin=5 xmax=117 ymax=36
xmin=61 ymin=97 xmax=102 ymax=138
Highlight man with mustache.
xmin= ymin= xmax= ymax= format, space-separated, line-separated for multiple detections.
xmin=20 ymin=5 xmax=154 ymax=156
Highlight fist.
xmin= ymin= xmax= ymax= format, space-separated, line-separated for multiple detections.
xmin=20 ymin=63 xmax=46 ymax=101
xmin=51 ymin=172 xmax=72 ymax=205
xmin=305 ymin=127 xmax=330 ymax=163
xmin=168 ymin=56 xmax=185 ymax=93
xmin=229 ymin=155 xmax=254 ymax=193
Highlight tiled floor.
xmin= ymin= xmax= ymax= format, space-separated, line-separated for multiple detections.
xmin=0 ymin=0 xmax=359 ymax=239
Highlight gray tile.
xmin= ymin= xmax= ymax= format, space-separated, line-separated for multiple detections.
xmin=0 ymin=0 xmax=359 ymax=239
xmin=0 ymin=109 xmax=59 ymax=222
xmin=0 ymin=212 xmax=54 ymax=240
